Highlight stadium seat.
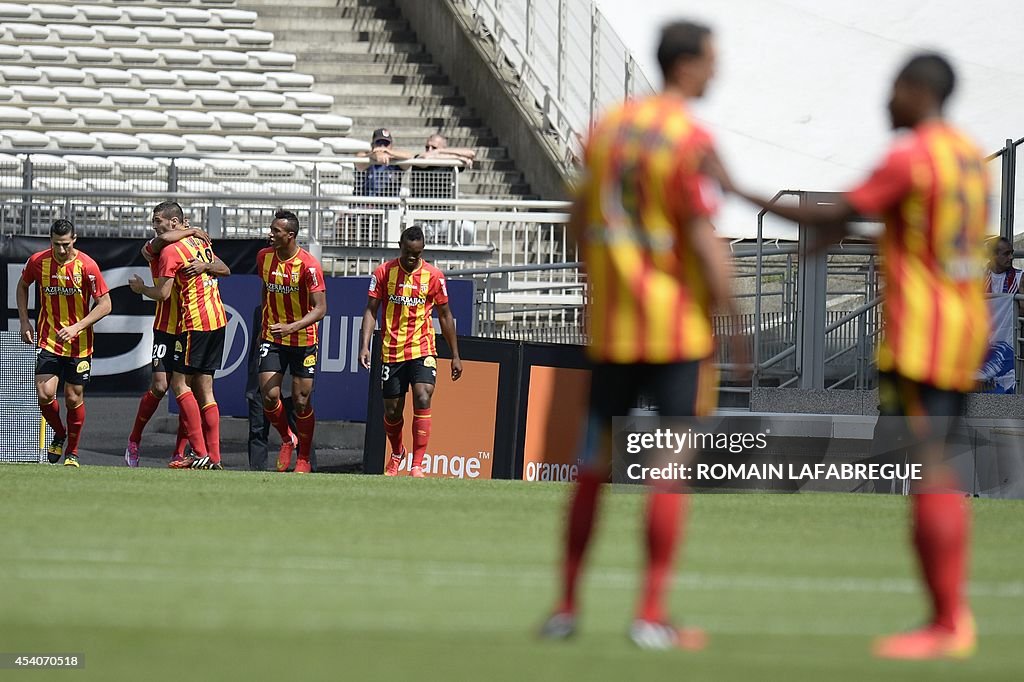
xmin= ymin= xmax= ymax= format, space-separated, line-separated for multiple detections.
xmin=123 ymin=6 xmax=167 ymax=24
xmin=204 ymin=50 xmax=247 ymax=68
xmin=321 ymin=183 xmax=355 ymax=196
xmin=305 ymin=114 xmax=351 ymax=134
xmin=13 ymin=85 xmax=59 ymax=103
xmin=74 ymin=107 xmax=121 ymax=126
xmin=129 ymin=69 xmax=178 ymax=87
xmin=119 ymin=108 xmax=168 ymax=127
xmin=24 ymin=45 xmax=66 ymax=63
xmin=217 ymin=70 xmax=265 ymax=88
xmin=112 ymin=48 xmax=160 ymax=66
xmin=0 ymin=45 xmax=22 ymax=62
xmin=31 ymin=106 xmax=79 ymax=125
xmin=1 ymin=65 xmax=43 ymax=83
xmin=180 ymin=180 xmax=225 ymax=193
xmin=0 ymin=4 xmax=32 ymax=20
xmin=273 ymin=136 xmax=323 ymax=154
xmin=226 ymin=29 xmax=272 ymax=48
xmin=0 ymin=130 xmax=49 ymax=151
xmin=267 ymin=72 xmax=314 ymax=90
xmin=171 ymin=157 xmax=205 ymax=176
xmin=236 ymin=90 xmax=284 ymax=109
xmin=67 ymin=47 xmax=114 ymax=65
xmin=211 ymin=110 xmax=255 ymax=130
xmin=183 ymin=133 xmax=233 ymax=152
xmin=210 ymin=9 xmax=257 ymax=27
xmin=0 ymin=86 xmax=12 ymax=102
xmin=4 ymin=23 xmax=50 ymax=41
xmin=77 ymin=5 xmax=124 ymax=23
xmin=39 ymin=66 xmax=85 ymax=84
xmin=268 ymin=182 xmax=311 ymax=196
xmin=251 ymin=159 xmax=295 ymax=178
xmin=256 ymin=111 xmax=304 ymax=132
xmin=38 ymin=5 xmax=78 ymax=21
xmin=137 ymin=132 xmax=186 ymax=151
xmin=192 ymin=89 xmax=238 ymax=107
xmin=94 ymin=25 xmax=140 ymax=44
xmin=181 ymin=27 xmax=227 ymax=46
xmin=204 ymin=158 xmax=250 ymax=177
xmin=148 ymin=88 xmax=196 ymax=106
xmin=111 ymin=156 xmax=160 ymax=173
xmin=93 ymin=133 xmax=141 ymax=151
xmin=227 ymin=135 xmax=276 ymax=153
xmin=47 ymin=24 xmax=96 ymax=42
xmin=222 ymin=180 xmax=270 ymax=194
xmin=320 ymin=137 xmax=371 ymax=154
xmin=58 ymin=86 xmax=103 ymax=104
xmin=174 ymin=69 xmax=219 ymax=87
xmin=164 ymin=7 xmax=208 ymax=25
xmin=0 ymin=152 xmax=21 ymax=170
xmin=296 ymin=161 xmax=350 ymax=180
xmin=167 ymin=109 xmax=213 ymax=129
xmin=283 ymin=91 xmax=333 ymax=111
xmin=102 ymin=88 xmax=148 ymax=105
xmin=29 ymin=154 xmax=69 ymax=171
xmin=0 ymin=106 xmax=32 ymax=124
xmin=66 ymin=154 xmax=116 ymax=173
xmin=158 ymin=49 xmax=203 ymax=67
xmin=138 ymin=26 xmax=183 ymax=45
xmin=84 ymin=68 xmax=132 ymax=85
xmin=247 ymin=50 xmax=293 ymax=69
xmin=49 ymin=131 xmax=99 ymax=150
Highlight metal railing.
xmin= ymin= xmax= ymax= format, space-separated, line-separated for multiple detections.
xmin=456 ymin=0 xmax=654 ymax=169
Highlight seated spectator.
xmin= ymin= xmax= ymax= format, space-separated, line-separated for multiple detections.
xmin=410 ymin=134 xmax=477 ymax=245
xmin=356 ymin=128 xmax=415 ymax=197
xmin=415 ymin=134 xmax=476 ymax=168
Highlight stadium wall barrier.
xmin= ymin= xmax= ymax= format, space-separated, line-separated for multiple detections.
xmin=1 ymin=237 xmax=474 ymax=422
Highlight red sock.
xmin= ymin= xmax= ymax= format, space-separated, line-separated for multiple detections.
xmin=174 ymin=419 xmax=188 ymax=457
xmin=913 ymin=481 xmax=970 ymax=632
xmin=639 ymin=492 xmax=687 ymax=623
xmin=559 ymin=469 xmax=605 ymax=614
xmin=130 ymin=390 xmax=162 ymax=444
xmin=175 ymin=390 xmax=206 ymax=457
xmin=40 ymin=398 xmax=66 ymax=439
xmin=412 ymin=409 xmax=431 ymax=468
xmin=65 ymin=402 xmax=85 ymax=455
xmin=200 ymin=402 xmax=221 ymax=464
xmin=384 ymin=416 xmax=404 ymax=455
xmin=263 ymin=400 xmax=292 ymax=442
xmin=295 ymin=408 xmax=315 ymax=462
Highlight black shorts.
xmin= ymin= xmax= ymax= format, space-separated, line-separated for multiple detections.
xmin=874 ymin=371 xmax=964 ymax=457
xmin=257 ymin=341 xmax=317 ymax=379
xmin=35 ymin=349 xmax=92 ymax=385
xmin=151 ymin=330 xmax=177 ymax=375
xmin=174 ymin=328 xmax=226 ymax=376
xmin=382 ymin=355 xmax=437 ymax=399
xmin=588 ymin=359 xmax=716 ymax=422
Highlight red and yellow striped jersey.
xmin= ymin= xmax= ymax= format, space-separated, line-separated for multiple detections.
xmin=155 ymin=236 xmax=227 ymax=332
xmin=369 ymin=259 xmax=449 ymax=362
xmin=257 ymin=247 xmax=326 ymax=347
xmin=579 ymin=94 xmax=719 ymax=364
xmin=20 ymin=248 xmax=109 ymax=358
xmin=847 ymin=122 xmax=989 ymax=391
xmin=149 ymin=258 xmax=180 ymax=335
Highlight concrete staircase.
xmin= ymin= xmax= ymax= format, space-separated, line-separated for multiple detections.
xmin=237 ymin=0 xmax=533 ymax=199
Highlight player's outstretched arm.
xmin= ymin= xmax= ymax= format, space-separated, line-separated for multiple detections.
xmin=358 ymin=296 xmax=381 ymax=370
xmin=436 ymin=302 xmax=462 ymax=381
xmin=16 ymin=277 xmax=33 ymax=345
xmin=270 ymin=291 xmax=327 ymax=340
xmin=128 ymin=275 xmax=174 ymax=302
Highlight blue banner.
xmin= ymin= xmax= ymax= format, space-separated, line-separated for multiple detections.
xmin=201 ymin=275 xmax=474 ymax=421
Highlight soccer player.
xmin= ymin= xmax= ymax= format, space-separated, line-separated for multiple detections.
xmin=256 ymin=210 xmax=327 ymax=474
xmin=129 ymin=201 xmax=229 ymax=470
xmin=125 ymin=213 xmax=227 ymax=468
xmin=16 ymin=219 xmax=111 ymax=467
xmin=721 ymin=53 xmax=985 ymax=660
xmin=539 ymin=21 xmax=741 ymax=650
xmin=358 ymin=225 xmax=463 ymax=478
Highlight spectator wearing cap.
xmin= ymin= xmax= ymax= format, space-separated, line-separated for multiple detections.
xmin=357 ymin=128 xmax=415 ymax=198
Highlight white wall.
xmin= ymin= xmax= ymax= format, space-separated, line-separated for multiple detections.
xmin=596 ymin=0 xmax=1022 ymax=238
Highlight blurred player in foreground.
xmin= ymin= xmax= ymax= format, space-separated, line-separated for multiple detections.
xmin=540 ymin=21 xmax=741 ymax=650
xmin=256 ymin=210 xmax=327 ymax=474
xmin=130 ymin=202 xmax=230 ymax=470
xmin=125 ymin=206 xmax=226 ymax=467
xmin=17 ymin=219 xmax=111 ymax=467
xmin=359 ymin=225 xmax=462 ymax=478
xmin=718 ymin=53 xmax=986 ymax=660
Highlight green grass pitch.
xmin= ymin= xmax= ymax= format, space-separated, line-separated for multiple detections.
xmin=1 ymin=466 xmax=1021 ymax=681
